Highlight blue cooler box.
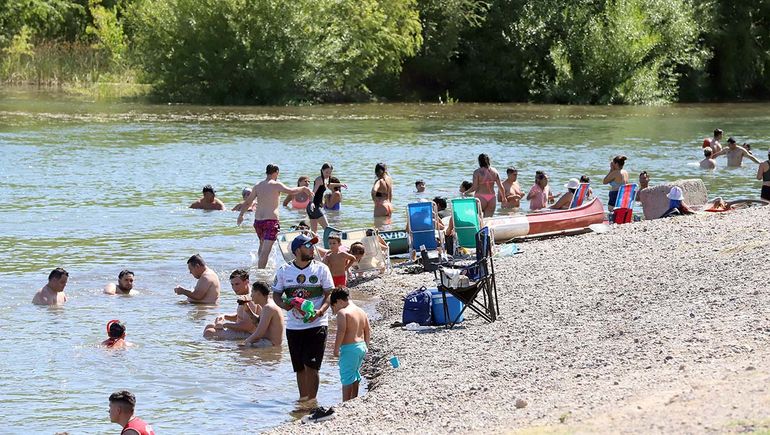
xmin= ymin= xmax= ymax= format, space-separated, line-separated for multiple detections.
xmin=430 ymin=288 xmax=464 ymax=325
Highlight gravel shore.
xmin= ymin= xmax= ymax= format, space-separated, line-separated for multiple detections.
xmin=268 ymin=206 xmax=770 ymax=434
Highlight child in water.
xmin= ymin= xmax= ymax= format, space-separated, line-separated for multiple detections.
xmin=331 ymin=288 xmax=371 ymax=401
xmin=102 ymin=320 xmax=129 ymax=349
xmin=323 ymin=234 xmax=357 ymax=288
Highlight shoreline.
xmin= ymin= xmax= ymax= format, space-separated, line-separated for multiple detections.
xmin=268 ymin=206 xmax=770 ymax=433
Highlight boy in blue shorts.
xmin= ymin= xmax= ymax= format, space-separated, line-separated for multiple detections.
xmin=331 ymin=288 xmax=371 ymax=401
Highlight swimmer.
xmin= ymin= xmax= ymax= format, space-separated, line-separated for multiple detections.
xmin=283 ymin=176 xmax=312 ymax=210
xmin=104 ymin=270 xmax=134 ymax=295
xmin=499 ymin=167 xmax=523 ymax=209
xmin=189 ymin=184 xmax=225 ymax=210
xmin=108 ymin=390 xmax=155 ymax=435
xmin=239 ymin=282 xmax=285 ymax=348
xmin=712 ymin=137 xmax=761 ymax=167
xmin=32 ymin=268 xmax=68 ymax=306
xmin=174 ymin=254 xmax=220 ymax=304
xmin=702 ymin=128 xmax=723 ymax=154
xmin=464 ymin=153 xmax=507 ymax=217
xmin=372 ymin=162 xmax=393 ymax=217
xmin=323 ymin=177 xmax=343 ymax=211
xmin=603 ymin=155 xmax=629 ymax=211
xmin=323 ymin=234 xmax=357 ymax=288
xmin=204 ymin=269 xmax=258 ymax=339
xmin=700 ymin=147 xmax=717 ymax=170
xmin=232 ymin=187 xmax=257 ymax=212
xmin=101 ymin=320 xmax=131 ymax=349
xmin=415 ymin=180 xmax=426 ymax=193
xmin=331 ymin=288 xmax=371 ymax=401
xmin=308 ymin=163 xmax=347 ymax=232
xmin=237 ymin=164 xmax=313 ymax=269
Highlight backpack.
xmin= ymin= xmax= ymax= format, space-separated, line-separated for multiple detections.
xmin=402 ymin=286 xmax=432 ymax=326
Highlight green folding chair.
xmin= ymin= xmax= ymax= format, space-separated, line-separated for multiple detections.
xmin=450 ymin=198 xmax=482 ymax=250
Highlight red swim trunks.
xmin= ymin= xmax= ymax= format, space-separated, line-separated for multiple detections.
xmin=332 ymin=274 xmax=347 ymax=288
xmin=253 ymin=219 xmax=280 ymax=241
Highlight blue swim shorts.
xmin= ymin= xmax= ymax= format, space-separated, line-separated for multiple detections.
xmin=338 ymin=341 xmax=368 ymax=386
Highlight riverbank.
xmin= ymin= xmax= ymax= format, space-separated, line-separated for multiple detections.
xmin=269 ymin=206 xmax=770 ymax=433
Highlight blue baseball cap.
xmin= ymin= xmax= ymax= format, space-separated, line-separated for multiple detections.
xmin=291 ymin=234 xmax=318 ymax=253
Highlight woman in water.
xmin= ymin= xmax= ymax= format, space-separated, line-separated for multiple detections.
xmin=324 ymin=176 xmax=343 ymax=211
xmin=308 ymin=163 xmax=346 ymax=232
xmin=282 ymin=176 xmax=311 ymax=209
xmin=499 ymin=167 xmax=523 ymax=209
xmin=371 ymin=162 xmax=393 ymax=217
xmin=757 ymin=148 xmax=770 ymax=201
xmin=603 ymin=155 xmax=629 ymax=211
xmin=465 ymin=153 xmax=507 ymax=217
xmin=527 ymin=171 xmax=554 ymax=211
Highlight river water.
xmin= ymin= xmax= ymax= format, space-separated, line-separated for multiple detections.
xmin=1 ymin=88 xmax=769 ymax=432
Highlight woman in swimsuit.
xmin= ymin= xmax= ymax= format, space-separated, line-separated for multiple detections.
xmin=371 ymin=162 xmax=393 ymax=217
xmin=308 ymin=163 xmax=347 ymax=232
xmin=603 ymin=155 xmax=629 ymax=211
xmin=499 ymin=167 xmax=523 ymax=209
xmin=756 ymin=149 xmax=770 ymax=201
xmin=324 ymin=176 xmax=343 ymax=211
xmin=465 ymin=153 xmax=507 ymax=217
xmin=283 ymin=176 xmax=311 ymax=209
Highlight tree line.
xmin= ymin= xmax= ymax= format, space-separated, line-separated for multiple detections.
xmin=2 ymin=0 xmax=769 ymax=104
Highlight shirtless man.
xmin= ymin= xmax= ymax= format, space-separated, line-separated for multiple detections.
xmin=331 ymin=288 xmax=371 ymax=401
xmin=713 ymin=137 xmax=761 ymax=167
xmin=204 ymin=269 xmax=257 ymax=339
xmin=239 ymin=281 xmax=285 ymax=348
xmin=32 ymin=268 xmax=68 ymax=305
xmin=700 ymin=147 xmax=717 ymax=170
xmin=703 ymin=128 xmax=723 ymax=154
xmin=190 ymin=185 xmax=225 ymax=210
xmin=104 ymin=270 xmax=135 ymax=295
xmin=499 ymin=167 xmax=523 ymax=209
xmin=237 ymin=164 xmax=313 ymax=269
xmin=174 ymin=254 xmax=220 ymax=304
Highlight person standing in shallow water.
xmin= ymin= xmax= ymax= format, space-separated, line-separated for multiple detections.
xmin=372 ymin=162 xmax=393 ymax=217
xmin=603 ymin=155 xmax=629 ymax=211
xmin=499 ymin=167 xmax=523 ymax=209
xmin=108 ymin=390 xmax=155 ymax=435
xmin=464 ymin=153 xmax=507 ymax=217
xmin=308 ymin=163 xmax=347 ymax=233
xmin=32 ymin=268 xmax=68 ymax=305
xmin=174 ymin=254 xmax=220 ymax=304
xmin=757 ymin=148 xmax=770 ymax=201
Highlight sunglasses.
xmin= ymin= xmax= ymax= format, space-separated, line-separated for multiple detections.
xmin=302 ymin=242 xmax=314 ymax=249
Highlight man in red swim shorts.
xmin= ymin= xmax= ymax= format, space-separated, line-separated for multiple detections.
xmin=237 ymin=164 xmax=313 ymax=269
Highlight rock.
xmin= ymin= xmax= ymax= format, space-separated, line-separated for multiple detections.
xmin=638 ymin=179 xmax=708 ymax=220
xmin=515 ymin=399 xmax=528 ymax=409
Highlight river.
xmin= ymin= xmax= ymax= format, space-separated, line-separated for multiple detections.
xmin=1 ymin=88 xmax=768 ymax=432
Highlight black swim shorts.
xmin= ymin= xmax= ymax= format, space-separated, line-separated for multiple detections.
xmin=286 ymin=326 xmax=328 ymax=372
xmin=306 ymin=202 xmax=325 ymax=220
xmin=762 ymin=185 xmax=770 ymax=201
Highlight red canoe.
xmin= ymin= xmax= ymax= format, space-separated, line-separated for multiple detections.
xmin=487 ymin=198 xmax=606 ymax=243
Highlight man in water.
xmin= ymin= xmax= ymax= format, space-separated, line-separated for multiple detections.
xmin=273 ymin=233 xmax=334 ymax=402
xmin=703 ymin=128 xmax=723 ymax=154
xmin=415 ymin=180 xmax=426 ymax=193
xmin=239 ymin=281 xmax=285 ymax=347
xmin=713 ymin=137 xmax=761 ymax=167
xmin=204 ymin=269 xmax=257 ymax=339
xmin=174 ymin=254 xmax=220 ymax=304
xmin=190 ymin=184 xmax=225 ymax=210
xmin=237 ymin=164 xmax=313 ymax=269
xmin=108 ymin=390 xmax=155 ymax=435
xmin=104 ymin=270 xmax=135 ymax=295
xmin=700 ymin=147 xmax=717 ymax=170
xmin=32 ymin=268 xmax=68 ymax=305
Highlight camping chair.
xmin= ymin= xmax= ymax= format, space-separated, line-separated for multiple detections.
xmin=354 ymin=232 xmax=392 ymax=276
xmin=613 ymin=183 xmax=638 ymax=224
xmin=276 ymin=230 xmax=304 ymax=263
xmin=450 ymin=198 xmax=483 ymax=250
xmin=569 ymin=183 xmax=590 ymax=208
xmin=434 ymin=226 xmax=498 ymax=329
xmin=407 ymin=201 xmax=446 ymax=271
xmin=322 ymin=226 xmax=367 ymax=249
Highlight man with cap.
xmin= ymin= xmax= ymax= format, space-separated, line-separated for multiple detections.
xmin=713 ymin=137 xmax=761 ymax=167
xmin=190 ymin=184 xmax=225 ymax=210
xmin=272 ymin=233 xmax=334 ymax=402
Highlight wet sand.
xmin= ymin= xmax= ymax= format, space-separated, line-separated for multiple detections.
xmin=268 ymin=206 xmax=770 ymax=434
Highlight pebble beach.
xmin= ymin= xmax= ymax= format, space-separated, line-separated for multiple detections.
xmin=269 ymin=206 xmax=770 ymax=434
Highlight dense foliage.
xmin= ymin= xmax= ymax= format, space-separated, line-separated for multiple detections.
xmin=1 ymin=0 xmax=769 ymax=104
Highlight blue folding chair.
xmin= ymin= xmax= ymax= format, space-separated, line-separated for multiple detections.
xmin=407 ymin=201 xmax=440 ymax=252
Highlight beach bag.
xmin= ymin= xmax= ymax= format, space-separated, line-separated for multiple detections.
xmin=402 ymin=286 xmax=432 ymax=326
xmin=612 ymin=207 xmax=633 ymax=224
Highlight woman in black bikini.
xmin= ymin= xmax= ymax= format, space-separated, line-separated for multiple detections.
xmin=758 ymin=149 xmax=770 ymax=201
xmin=307 ymin=163 xmax=346 ymax=233
xmin=371 ymin=162 xmax=393 ymax=217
